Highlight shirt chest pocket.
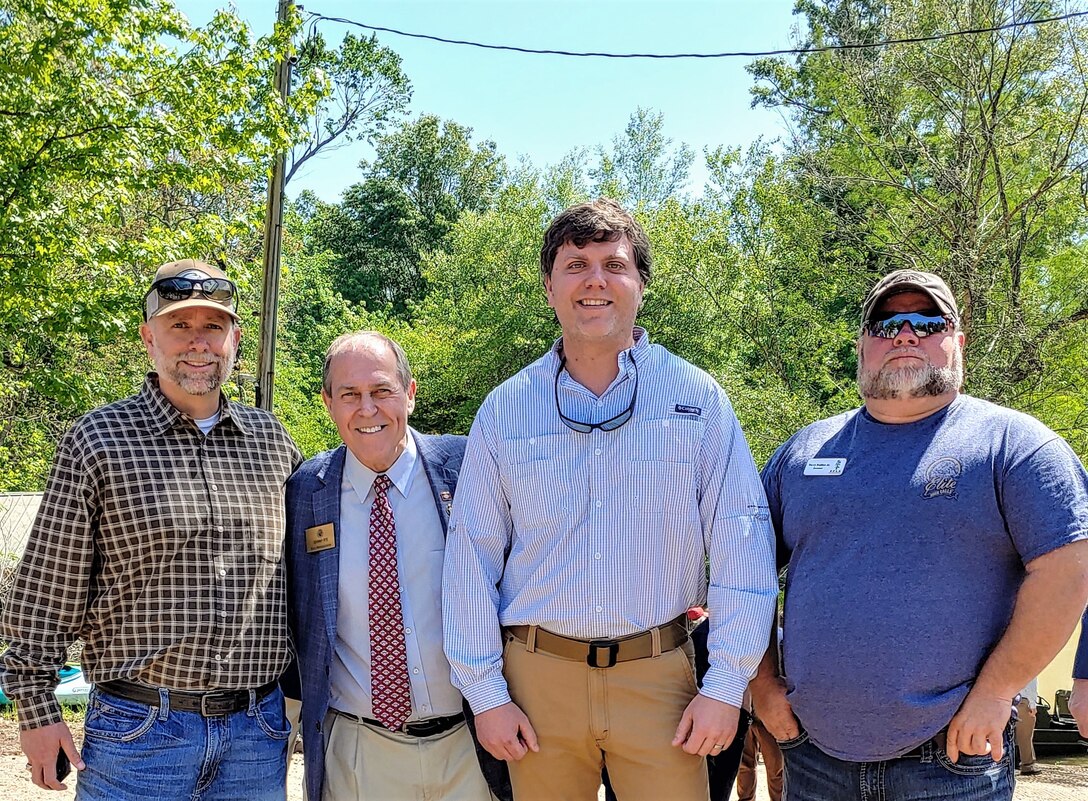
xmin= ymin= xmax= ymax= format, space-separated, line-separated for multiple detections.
xmin=503 ymin=433 xmax=574 ymax=531
xmin=626 ymin=419 xmax=702 ymax=521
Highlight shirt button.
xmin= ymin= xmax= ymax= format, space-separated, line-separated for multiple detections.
xmin=595 ymin=500 xmax=602 ymax=508
xmin=529 ymin=438 xmax=535 ymax=445
xmin=218 ymin=569 xmax=227 ymax=577
xmin=412 ymin=668 xmax=420 ymax=675
xmin=216 ymin=525 xmax=224 ymax=533
xmin=595 ymin=605 xmax=603 ymax=612
xmin=214 ymin=653 xmax=222 ymax=661
xmin=405 ymin=628 xmax=412 ymax=635
xmin=662 ymin=420 xmax=670 ymax=428
xmin=211 ymin=484 xmax=218 ymax=491
xmin=597 ymin=401 xmax=604 ymax=407
xmin=594 ymin=553 xmax=601 ymax=560
xmin=594 ymin=448 xmax=602 ymax=455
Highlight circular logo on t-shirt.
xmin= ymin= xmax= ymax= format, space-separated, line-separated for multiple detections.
xmin=922 ymin=457 xmax=961 ymax=500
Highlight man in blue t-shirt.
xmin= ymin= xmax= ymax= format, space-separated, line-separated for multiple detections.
xmin=752 ymin=269 xmax=1088 ymax=800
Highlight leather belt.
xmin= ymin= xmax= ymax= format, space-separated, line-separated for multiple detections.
xmin=506 ymin=615 xmax=690 ymax=668
xmin=334 ymin=708 xmax=465 ymax=737
xmin=898 ymin=730 xmax=948 ymax=759
xmin=98 ymin=679 xmax=277 ymax=717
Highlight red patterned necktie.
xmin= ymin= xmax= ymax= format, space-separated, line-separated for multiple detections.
xmin=369 ymin=474 xmax=411 ymax=730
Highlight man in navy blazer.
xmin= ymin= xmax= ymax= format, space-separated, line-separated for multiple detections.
xmin=285 ymin=331 xmax=509 ymax=801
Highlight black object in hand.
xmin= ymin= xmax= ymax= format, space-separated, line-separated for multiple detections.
xmin=55 ymin=750 xmax=71 ymax=783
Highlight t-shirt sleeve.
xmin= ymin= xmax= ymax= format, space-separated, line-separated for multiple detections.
xmin=1002 ymin=436 xmax=1088 ymax=564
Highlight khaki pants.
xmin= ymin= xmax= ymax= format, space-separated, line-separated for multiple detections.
xmin=1015 ymin=698 xmax=1037 ymax=769
xmin=737 ymin=717 xmax=783 ymax=801
xmin=322 ymin=710 xmax=493 ymax=800
xmin=502 ymin=632 xmax=710 ymax=801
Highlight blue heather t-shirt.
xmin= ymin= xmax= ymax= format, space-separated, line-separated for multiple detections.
xmin=762 ymin=394 xmax=1088 ymax=762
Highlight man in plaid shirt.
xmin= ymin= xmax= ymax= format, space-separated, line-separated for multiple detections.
xmin=0 ymin=260 xmax=301 ymax=800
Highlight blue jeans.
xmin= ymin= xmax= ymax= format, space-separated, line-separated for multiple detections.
xmin=779 ymin=726 xmax=1014 ymax=801
xmin=76 ymin=685 xmax=290 ymax=801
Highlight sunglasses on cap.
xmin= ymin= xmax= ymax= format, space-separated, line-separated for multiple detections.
xmin=865 ymin=311 xmax=953 ymax=339
xmin=148 ymin=276 xmax=236 ymax=302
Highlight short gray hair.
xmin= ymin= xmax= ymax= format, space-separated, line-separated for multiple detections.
xmin=322 ymin=331 xmax=413 ymax=394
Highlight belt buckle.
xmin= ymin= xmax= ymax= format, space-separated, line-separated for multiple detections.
xmin=200 ymin=692 xmax=236 ymax=717
xmin=587 ymin=640 xmax=619 ymax=668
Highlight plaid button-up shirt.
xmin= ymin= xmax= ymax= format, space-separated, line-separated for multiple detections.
xmin=0 ymin=374 xmax=302 ymax=729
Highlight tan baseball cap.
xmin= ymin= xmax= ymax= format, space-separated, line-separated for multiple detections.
xmin=144 ymin=259 xmax=239 ymax=322
xmin=861 ymin=269 xmax=959 ymax=325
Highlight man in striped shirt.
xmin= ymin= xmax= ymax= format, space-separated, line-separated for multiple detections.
xmin=0 ymin=260 xmax=301 ymax=800
xmin=442 ymin=198 xmax=778 ymax=801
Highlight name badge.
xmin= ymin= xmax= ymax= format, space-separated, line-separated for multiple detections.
xmin=804 ymin=458 xmax=846 ymax=476
xmin=305 ymin=523 xmax=336 ymax=553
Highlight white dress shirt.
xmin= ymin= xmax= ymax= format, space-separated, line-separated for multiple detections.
xmin=330 ymin=435 xmax=463 ymax=720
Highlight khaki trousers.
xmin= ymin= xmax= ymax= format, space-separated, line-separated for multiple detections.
xmin=502 ymin=632 xmax=710 ymax=801
xmin=322 ymin=710 xmax=493 ymax=801
xmin=1015 ymin=698 xmax=1037 ymax=769
xmin=736 ymin=717 xmax=783 ymax=801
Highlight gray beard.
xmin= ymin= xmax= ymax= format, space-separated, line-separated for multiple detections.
xmin=163 ymin=355 xmax=234 ymax=397
xmin=858 ymin=353 xmax=962 ymax=400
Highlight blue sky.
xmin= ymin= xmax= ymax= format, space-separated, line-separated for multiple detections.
xmin=178 ymin=0 xmax=802 ymax=201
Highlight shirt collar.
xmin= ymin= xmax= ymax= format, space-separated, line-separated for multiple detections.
xmin=549 ymin=326 xmax=650 ymax=374
xmin=141 ymin=372 xmax=247 ymax=436
xmin=343 ymin=431 xmax=418 ymax=500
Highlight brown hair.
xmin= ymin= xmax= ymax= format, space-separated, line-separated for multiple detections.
xmin=539 ymin=198 xmax=652 ymax=284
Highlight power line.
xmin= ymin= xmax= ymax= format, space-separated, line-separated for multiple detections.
xmin=304 ymin=9 xmax=1088 ymax=60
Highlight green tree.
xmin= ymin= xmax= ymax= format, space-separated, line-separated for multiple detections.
xmin=306 ymin=114 xmax=507 ymax=315
xmin=0 ymin=0 xmax=319 ymax=488
xmin=747 ymin=0 xmax=1088 ymax=427
xmin=287 ymin=31 xmax=412 ymax=184
xmin=592 ymin=107 xmax=695 ymax=208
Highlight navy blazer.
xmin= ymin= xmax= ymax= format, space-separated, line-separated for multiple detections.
xmin=284 ymin=431 xmax=510 ymax=801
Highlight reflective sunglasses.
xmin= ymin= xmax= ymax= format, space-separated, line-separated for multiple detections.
xmin=149 ymin=276 xmax=236 ymax=302
xmin=555 ymin=354 xmax=638 ymax=433
xmin=865 ymin=312 xmax=953 ymax=339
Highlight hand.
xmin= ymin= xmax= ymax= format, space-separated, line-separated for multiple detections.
xmin=750 ymin=675 xmax=800 ymax=742
xmin=474 ymin=702 xmax=539 ymax=761
xmin=1070 ymin=678 xmax=1088 ymax=737
xmin=946 ymin=688 xmax=1012 ymax=763
xmin=20 ymin=721 xmax=84 ymax=791
xmin=672 ymin=694 xmax=740 ymax=756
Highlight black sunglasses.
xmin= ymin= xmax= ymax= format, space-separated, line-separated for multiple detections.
xmin=555 ymin=354 xmax=638 ymax=433
xmin=865 ymin=312 xmax=953 ymax=339
xmin=148 ymin=276 xmax=236 ymax=303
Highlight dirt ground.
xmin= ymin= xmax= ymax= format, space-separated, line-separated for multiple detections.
xmin=0 ymin=714 xmax=1085 ymax=800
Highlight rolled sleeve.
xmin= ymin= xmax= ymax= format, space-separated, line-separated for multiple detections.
xmin=699 ymin=390 xmax=778 ymax=706
xmin=442 ymin=400 xmax=515 ymax=714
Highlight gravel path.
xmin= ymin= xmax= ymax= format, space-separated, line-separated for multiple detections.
xmin=0 ymin=716 xmax=1084 ymax=800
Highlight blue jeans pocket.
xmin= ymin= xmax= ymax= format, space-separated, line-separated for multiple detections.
xmin=935 ymin=748 xmax=1009 ymax=777
xmin=85 ymin=692 xmax=159 ymax=743
xmin=251 ymin=689 xmax=291 ymax=740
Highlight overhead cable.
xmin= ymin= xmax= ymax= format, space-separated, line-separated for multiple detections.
xmin=303 ymin=9 xmax=1088 ymax=59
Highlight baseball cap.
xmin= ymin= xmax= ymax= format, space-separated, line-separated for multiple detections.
xmin=144 ymin=259 xmax=239 ymax=322
xmin=860 ymin=269 xmax=959 ymax=325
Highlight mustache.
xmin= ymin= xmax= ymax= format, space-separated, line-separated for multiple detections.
xmin=177 ymin=353 xmax=222 ymax=365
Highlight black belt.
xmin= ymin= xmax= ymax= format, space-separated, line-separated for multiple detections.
xmin=98 ymin=679 xmax=277 ymax=717
xmin=334 ymin=708 xmax=465 ymax=737
xmin=898 ymin=730 xmax=948 ymax=759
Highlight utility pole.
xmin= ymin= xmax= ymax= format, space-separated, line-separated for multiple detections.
xmin=256 ymin=0 xmax=294 ymax=411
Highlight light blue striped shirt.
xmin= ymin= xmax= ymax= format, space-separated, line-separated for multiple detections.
xmin=442 ymin=329 xmax=777 ymax=714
